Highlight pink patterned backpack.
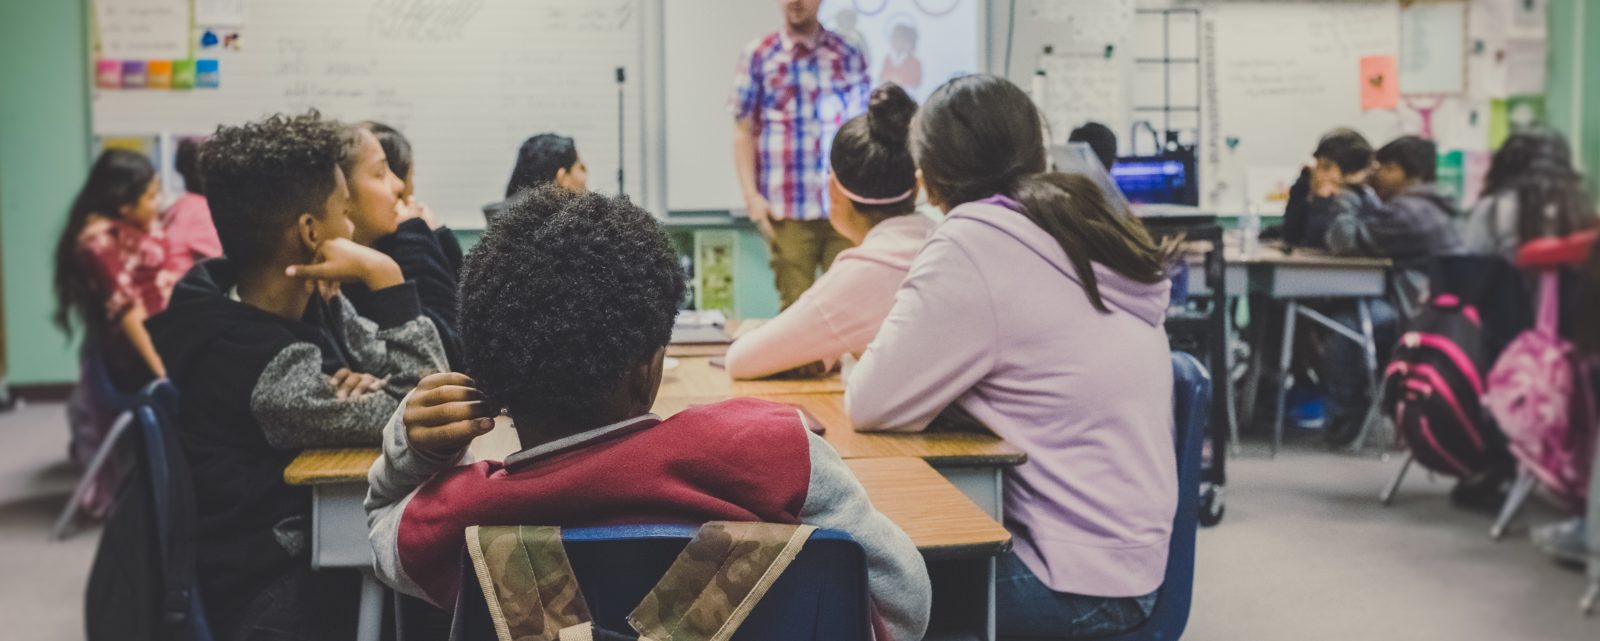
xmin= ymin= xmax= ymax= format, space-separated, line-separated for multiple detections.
xmin=1484 ymin=271 xmax=1598 ymax=510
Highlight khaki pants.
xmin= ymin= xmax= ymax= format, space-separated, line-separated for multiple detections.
xmin=769 ymin=218 xmax=853 ymax=309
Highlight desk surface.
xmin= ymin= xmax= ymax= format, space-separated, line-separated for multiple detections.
xmin=653 ymin=394 xmax=1026 ymax=467
xmin=284 ymin=447 xmax=1009 ymax=557
xmin=1226 ymin=246 xmax=1391 ymax=269
xmin=845 ymin=457 xmax=1012 ymax=558
xmin=658 ymin=356 xmax=844 ymax=398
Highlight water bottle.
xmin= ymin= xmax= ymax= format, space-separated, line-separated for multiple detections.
xmin=1240 ymin=206 xmax=1261 ymax=259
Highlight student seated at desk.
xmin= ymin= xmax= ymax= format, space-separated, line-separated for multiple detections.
xmin=1283 ymin=128 xmax=1377 ymax=250
xmin=362 ymin=121 xmax=466 ymax=274
xmin=1462 ymin=129 xmax=1598 ymax=261
xmin=364 ymin=186 xmax=931 ymax=641
xmin=845 ymin=75 xmax=1175 ymax=640
xmin=164 ymin=137 xmax=224 ymax=277
xmin=1328 ymin=135 xmax=1462 ymax=262
xmin=146 ymin=112 xmax=448 ymax=640
xmin=482 ymin=132 xmax=588 ymax=220
xmin=338 ymin=122 xmax=466 ymax=367
xmin=725 ymin=84 xmax=934 ymax=379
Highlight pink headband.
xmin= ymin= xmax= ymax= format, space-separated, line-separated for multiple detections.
xmin=831 ymin=172 xmax=915 ymax=206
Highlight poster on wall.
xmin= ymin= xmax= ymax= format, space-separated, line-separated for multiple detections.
xmin=819 ymin=0 xmax=982 ymax=103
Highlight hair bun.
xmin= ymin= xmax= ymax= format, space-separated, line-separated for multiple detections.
xmin=867 ymin=83 xmax=917 ymax=147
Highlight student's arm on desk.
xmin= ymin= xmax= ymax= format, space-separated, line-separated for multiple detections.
xmin=799 ymin=428 xmax=931 ymax=641
xmin=726 ymin=285 xmax=851 ymax=380
xmin=847 ymin=235 xmax=994 ymax=432
xmin=251 ymin=286 xmax=447 ymax=450
xmin=1325 ymin=190 xmax=1385 ymax=257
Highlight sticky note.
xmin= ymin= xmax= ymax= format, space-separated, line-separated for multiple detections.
xmin=196 ymin=59 xmax=220 ymax=89
xmin=146 ymin=60 xmax=173 ymax=89
xmin=1360 ymin=55 xmax=1399 ymax=111
xmin=121 ymin=61 xmax=147 ymax=89
xmin=172 ymin=59 xmax=196 ymax=89
xmin=95 ymin=60 xmax=122 ymax=89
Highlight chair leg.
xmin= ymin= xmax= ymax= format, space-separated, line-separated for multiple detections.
xmin=1272 ymin=302 xmax=1299 ymax=458
xmin=1380 ymin=452 xmax=1414 ymax=506
xmin=51 ymin=411 xmax=134 ymax=541
xmin=1583 ymin=578 xmax=1599 ymax=616
xmin=1490 ymin=467 xmax=1537 ymax=541
xmin=1348 ymin=300 xmax=1383 ymax=453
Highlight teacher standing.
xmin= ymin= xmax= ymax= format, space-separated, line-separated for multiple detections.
xmin=731 ymin=0 xmax=871 ymax=309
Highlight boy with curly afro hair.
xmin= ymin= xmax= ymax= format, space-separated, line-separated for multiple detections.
xmin=364 ymin=186 xmax=931 ymax=641
xmin=145 ymin=111 xmax=447 ymax=639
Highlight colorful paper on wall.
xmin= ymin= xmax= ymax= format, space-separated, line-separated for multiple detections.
xmin=195 ymin=59 xmax=220 ymax=88
xmin=95 ymin=60 xmax=123 ymax=88
xmin=1360 ymin=55 xmax=1400 ymax=111
xmin=121 ymin=61 xmax=147 ymax=88
xmin=145 ymin=60 xmax=173 ymax=88
xmin=172 ymin=59 xmax=196 ymax=89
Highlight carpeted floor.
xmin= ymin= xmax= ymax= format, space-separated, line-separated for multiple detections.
xmin=3 ymin=401 xmax=1596 ymax=639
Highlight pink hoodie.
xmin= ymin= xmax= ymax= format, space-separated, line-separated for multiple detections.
xmin=847 ymin=197 xmax=1176 ymax=597
xmin=726 ymin=214 xmax=935 ymax=379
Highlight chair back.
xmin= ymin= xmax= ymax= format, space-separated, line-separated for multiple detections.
xmin=452 ymin=524 xmax=871 ymax=641
xmin=1101 ymin=352 xmax=1210 ymax=641
xmin=133 ymin=380 xmax=214 ymax=641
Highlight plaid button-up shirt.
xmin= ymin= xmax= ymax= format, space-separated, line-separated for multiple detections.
xmin=730 ymin=28 xmax=870 ymax=221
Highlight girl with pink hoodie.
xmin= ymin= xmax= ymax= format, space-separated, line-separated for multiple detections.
xmin=847 ymin=75 xmax=1177 ymax=639
xmin=725 ymin=83 xmax=935 ymax=379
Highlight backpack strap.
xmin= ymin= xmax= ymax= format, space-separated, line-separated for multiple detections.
xmin=627 ymin=522 xmax=817 ymax=641
xmin=1537 ymin=270 xmax=1561 ymax=334
xmin=465 ymin=525 xmax=594 ymax=641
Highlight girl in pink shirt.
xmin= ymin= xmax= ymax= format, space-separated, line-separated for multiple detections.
xmin=726 ymin=83 xmax=934 ymax=380
xmin=162 ymin=138 xmax=223 ymax=276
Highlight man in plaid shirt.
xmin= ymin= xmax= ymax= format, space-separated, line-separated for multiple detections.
xmin=731 ymin=0 xmax=871 ymax=309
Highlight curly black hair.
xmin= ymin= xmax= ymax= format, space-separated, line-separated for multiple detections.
xmin=201 ymin=111 xmax=347 ymax=269
xmin=459 ymin=185 xmax=685 ymax=425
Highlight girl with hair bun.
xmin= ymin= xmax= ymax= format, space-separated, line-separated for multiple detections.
xmin=725 ymin=83 xmax=933 ymax=380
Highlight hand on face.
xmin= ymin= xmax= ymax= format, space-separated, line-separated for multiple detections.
xmin=285 ymin=237 xmax=404 ymax=290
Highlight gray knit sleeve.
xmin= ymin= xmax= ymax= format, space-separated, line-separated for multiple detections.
xmin=248 ymin=342 xmax=405 ymax=449
xmin=798 ymin=424 xmax=931 ymax=641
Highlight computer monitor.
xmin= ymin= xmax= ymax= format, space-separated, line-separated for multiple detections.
xmin=1112 ymin=155 xmax=1198 ymax=207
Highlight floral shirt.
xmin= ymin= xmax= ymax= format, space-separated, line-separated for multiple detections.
xmin=77 ymin=217 xmax=180 ymax=330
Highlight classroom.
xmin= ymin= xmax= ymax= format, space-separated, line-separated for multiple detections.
xmin=1 ymin=0 xmax=1599 ymax=639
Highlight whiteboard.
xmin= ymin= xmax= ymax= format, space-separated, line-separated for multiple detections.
xmin=1201 ymin=0 xmax=1404 ymax=213
xmin=91 ymin=0 xmax=646 ymax=228
xmin=662 ymin=0 xmax=985 ymax=214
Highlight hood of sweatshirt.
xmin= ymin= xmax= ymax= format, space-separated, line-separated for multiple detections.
xmin=946 ymin=197 xmax=1171 ymax=328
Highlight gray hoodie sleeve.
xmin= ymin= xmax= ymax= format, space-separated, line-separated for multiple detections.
xmin=248 ymin=287 xmax=447 ymax=450
xmin=798 ymin=421 xmax=931 ymax=641
xmin=364 ymin=392 xmax=467 ymax=602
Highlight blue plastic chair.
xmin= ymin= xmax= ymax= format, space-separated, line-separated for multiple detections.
xmin=1097 ymin=352 xmax=1210 ymax=641
xmin=131 ymin=380 xmax=216 ymax=641
xmin=453 ymin=524 xmax=872 ymax=641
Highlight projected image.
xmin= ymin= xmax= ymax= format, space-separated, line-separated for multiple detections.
xmin=821 ymin=0 xmax=980 ymax=103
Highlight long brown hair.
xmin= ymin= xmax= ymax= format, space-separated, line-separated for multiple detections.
xmin=913 ymin=74 xmax=1164 ymax=312
xmin=52 ymin=149 xmax=156 ymax=339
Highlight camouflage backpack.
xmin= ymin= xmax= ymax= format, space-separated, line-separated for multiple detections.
xmin=460 ymin=522 xmax=817 ymax=641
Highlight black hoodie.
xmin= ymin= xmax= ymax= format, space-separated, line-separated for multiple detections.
xmin=342 ymin=218 xmax=465 ymax=367
xmin=146 ymin=258 xmax=446 ymax=634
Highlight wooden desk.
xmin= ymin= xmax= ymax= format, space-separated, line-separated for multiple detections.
xmin=652 ymin=393 xmax=1023 ymax=520
xmin=286 ymin=441 xmax=1009 ymax=641
xmin=845 ymin=458 xmax=1010 ymax=559
xmin=656 ymin=356 xmax=844 ymax=399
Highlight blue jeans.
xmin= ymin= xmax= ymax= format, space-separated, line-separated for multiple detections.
xmin=995 ymin=552 xmax=1157 ymax=640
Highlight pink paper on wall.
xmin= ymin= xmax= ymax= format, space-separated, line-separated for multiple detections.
xmin=95 ymin=60 xmax=122 ymax=88
xmin=1360 ymin=55 xmax=1400 ymax=111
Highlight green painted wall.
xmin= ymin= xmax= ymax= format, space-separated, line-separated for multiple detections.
xmin=1 ymin=0 xmax=89 ymax=385
xmin=1 ymin=1 xmax=1593 ymax=386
